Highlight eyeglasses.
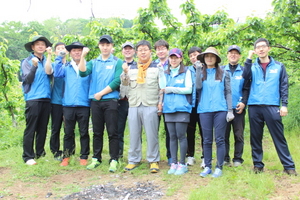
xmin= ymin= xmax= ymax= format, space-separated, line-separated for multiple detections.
xmin=156 ymin=47 xmax=167 ymax=52
xmin=255 ymin=44 xmax=268 ymax=50
xmin=137 ymin=49 xmax=150 ymax=53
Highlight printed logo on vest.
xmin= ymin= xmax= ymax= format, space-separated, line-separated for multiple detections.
xmin=269 ymin=69 xmax=278 ymax=73
xmin=235 ymin=75 xmax=243 ymax=80
xmin=106 ymin=65 xmax=113 ymax=69
xmin=176 ymin=79 xmax=184 ymax=84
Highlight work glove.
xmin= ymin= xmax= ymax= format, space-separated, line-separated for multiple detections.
xmin=59 ymin=51 xmax=66 ymax=58
xmin=226 ymin=111 xmax=234 ymax=122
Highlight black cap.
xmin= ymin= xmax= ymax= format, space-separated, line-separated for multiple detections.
xmin=228 ymin=45 xmax=241 ymax=54
xmin=99 ymin=35 xmax=113 ymax=43
xmin=65 ymin=42 xmax=85 ymax=51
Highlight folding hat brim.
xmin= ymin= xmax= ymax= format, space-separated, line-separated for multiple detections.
xmin=24 ymin=37 xmax=52 ymax=52
xmin=65 ymin=45 xmax=86 ymax=52
xmin=197 ymin=51 xmax=221 ymax=64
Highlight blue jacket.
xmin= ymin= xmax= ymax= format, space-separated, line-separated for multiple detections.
xmin=222 ymin=64 xmax=244 ymax=109
xmin=188 ymin=65 xmax=197 ymax=107
xmin=163 ymin=68 xmax=192 ymax=113
xmin=243 ymin=57 xmax=288 ymax=106
xmin=89 ymin=55 xmax=120 ymax=100
xmin=51 ymin=56 xmax=64 ymax=105
xmin=54 ymin=61 xmax=90 ymax=107
xmin=21 ymin=53 xmax=51 ymax=101
xmin=197 ymin=68 xmax=228 ymax=113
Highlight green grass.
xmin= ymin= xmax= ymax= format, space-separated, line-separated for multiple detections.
xmin=0 ymin=113 xmax=300 ymax=199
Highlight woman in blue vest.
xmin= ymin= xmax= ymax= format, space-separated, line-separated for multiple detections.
xmin=161 ymin=48 xmax=193 ymax=175
xmin=196 ymin=47 xmax=234 ymax=178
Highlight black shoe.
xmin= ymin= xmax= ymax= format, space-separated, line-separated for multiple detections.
xmin=253 ymin=166 xmax=264 ymax=174
xmin=283 ymin=169 xmax=298 ymax=176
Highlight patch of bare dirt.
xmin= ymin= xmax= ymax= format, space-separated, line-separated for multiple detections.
xmin=0 ymin=164 xmax=299 ymax=200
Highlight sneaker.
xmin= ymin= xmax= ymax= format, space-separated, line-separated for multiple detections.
xmin=200 ymin=167 xmax=212 ymax=177
xmin=186 ymin=157 xmax=195 ymax=166
xmin=60 ymin=158 xmax=70 ymax=166
xmin=80 ymin=159 xmax=88 ymax=166
xmin=54 ymin=156 xmax=63 ymax=162
xmin=168 ymin=163 xmax=178 ymax=174
xmin=124 ymin=164 xmax=139 ymax=171
xmin=223 ymin=161 xmax=231 ymax=167
xmin=201 ymin=158 xmax=205 ymax=169
xmin=283 ymin=169 xmax=298 ymax=176
xmin=25 ymin=159 xmax=37 ymax=166
xmin=174 ymin=163 xmax=188 ymax=175
xmin=212 ymin=168 xmax=222 ymax=178
xmin=109 ymin=160 xmax=118 ymax=173
xmin=86 ymin=158 xmax=101 ymax=170
xmin=168 ymin=158 xmax=172 ymax=166
xmin=253 ymin=166 xmax=264 ymax=174
xmin=150 ymin=162 xmax=159 ymax=173
xmin=233 ymin=161 xmax=242 ymax=167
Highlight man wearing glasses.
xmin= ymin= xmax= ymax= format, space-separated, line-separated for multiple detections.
xmin=243 ymin=38 xmax=297 ymax=175
xmin=121 ymin=40 xmax=163 ymax=173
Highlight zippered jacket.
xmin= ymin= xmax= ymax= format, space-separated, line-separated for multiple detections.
xmin=80 ymin=54 xmax=122 ymax=100
xmin=163 ymin=67 xmax=192 ymax=113
xmin=21 ymin=53 xmax=51 ymax=101
xmin=243 ymin=57 xmax=288 ymax=106
xmin=54 ymin=61 xmax=90 ymax=107
xmin=197 ymin=68 xmax=232 ymax=113
xmin=222 ymin=64 xmax=244 ymax=108
xmin=51 ymin=56 xmax=64 ymax=105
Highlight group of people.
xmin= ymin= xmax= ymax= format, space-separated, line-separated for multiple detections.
xmin=20 ymin=34 xmax=297 ymax=177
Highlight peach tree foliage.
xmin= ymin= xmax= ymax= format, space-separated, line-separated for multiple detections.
xmin=0 ymin=40 xmax=23 ymax=127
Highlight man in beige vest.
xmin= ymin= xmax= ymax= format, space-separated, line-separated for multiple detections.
xmin=121 ymin=40 xmax=163 ymax=173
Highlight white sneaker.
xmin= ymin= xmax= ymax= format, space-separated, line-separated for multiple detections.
xmin=25 ymin=159 xmax=37 ymax=165
xmin=186 ymin=157 xmax=195 ymax=166
xmin=201 ymin=158 xmax=205 ymax=169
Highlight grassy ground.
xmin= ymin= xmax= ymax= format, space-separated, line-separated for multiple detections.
xmin=0 ymin=116 xmax=300 ymax=199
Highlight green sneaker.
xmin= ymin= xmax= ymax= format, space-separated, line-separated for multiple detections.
xmin=86 ymin=158 xmax=101 ymax=170
xmin=109 ymin=160 xmax=118 ymax=173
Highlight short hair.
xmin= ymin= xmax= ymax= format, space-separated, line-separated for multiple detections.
xmin=136 ymin=40 xmax=152 ymax=50
xmin=188 ymin=46 xmax=202 ymax=55
xmin=254 ymin=38 xmax=270 ymax=48
xmin=54 ymin=42 xmax=65 ymax=49
xmin=154 ymin=39 xmax=169 ymax=50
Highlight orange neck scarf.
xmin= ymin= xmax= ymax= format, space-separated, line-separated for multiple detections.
xmin=137 ymin=58 xmax=152 ymax=84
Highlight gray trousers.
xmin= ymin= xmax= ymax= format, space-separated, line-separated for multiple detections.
xmin=127 ymin=105 xmax=160 ymax=164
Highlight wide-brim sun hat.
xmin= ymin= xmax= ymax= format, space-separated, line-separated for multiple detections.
xmin=197 ymin=47 xmax=221 ymax=64
xmin=65 ymin=42 xmax=86 ymax=52
xmin=24 ymin=35 xmax=52 ymax=52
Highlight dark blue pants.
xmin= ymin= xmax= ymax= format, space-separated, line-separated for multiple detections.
xmin=50 ymin=104 xmax=63 ymax=157
xmin=117 ymin=99 xmax=129 ymax=157
xmin=224 ymin=109 xmax=245 ymax=163
xmin=91 ymin=100 xmax=119 ymax=162
xmin=248 ymin=105 xmax=295 ymax=170
xmin=23 ymin=101 xmax=51 ymax=162
xmin=63 ymin=107 xmax=90 ymax=159
xmin=200 ymin=111 xmax=227 ymax=169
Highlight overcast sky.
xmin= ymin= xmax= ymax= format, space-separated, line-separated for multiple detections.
xmin=0 ymin=0 xmax=274 ymax=24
